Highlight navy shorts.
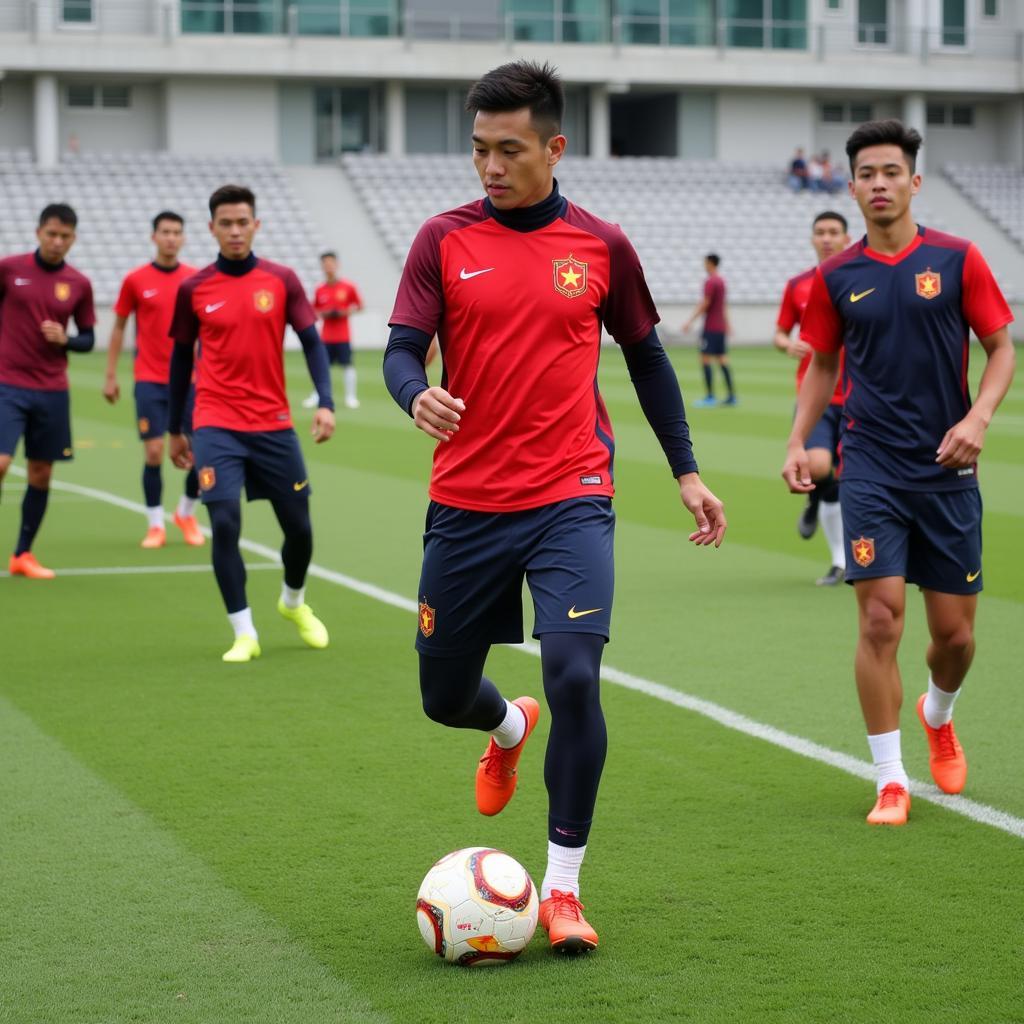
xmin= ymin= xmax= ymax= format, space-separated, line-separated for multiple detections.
xmin=841 ymin=478 xmax=983 ymax=595
xmin=0 ymin=383 xmax=73 ymax=462
xmin=325 ymin=342 xmax=352 ymax=366
xmin=134 ymin=381 xmax=168 ymax=440
xmin=805 ymin=402 xmax=842 ymax=462
xmin=191 ymin=426 xmax=311 ymax=504
xmin=700 ymin=330 xmax=727 ymax=356
xmin=416 ymin=496 xmax=615 ymax=656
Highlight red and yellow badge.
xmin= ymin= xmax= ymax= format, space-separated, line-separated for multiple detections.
xmin=54 ymin=281 xmax=71 ymax=302
xmin=418 ymin=601 xmax=436 ymax=639
xmin=851 ymin=536 xmax=875 ymax=568
xmin=254 ymin=289 xmax=275 ymax=313
xmin=552 ymin=254 xmax=588 ymax=299
xmin=198 ymin=466 xmax=217 ymax=491
xmin=138 ymin=417 xmax=150 ymax=435
xmin=915 ymin=269 xmax=941 ymax=300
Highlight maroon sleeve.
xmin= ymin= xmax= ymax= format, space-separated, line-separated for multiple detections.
xmin=73 ymin=279 xmax=97 ymax=330
xmin=389 ymin=220 xmax=444 ymax=335
xmin=170 ymin=278 xmax=200 ymax=346
xmin=113 ymin=273 xmax=136 ymax=318
xmin=962 ymin=244 xmax=1013 ymax=339
xmin=602 ymin=228 xmax=659 ymax=345
xmin=776 ymin=279 xmax=798 ymax=332
xmin=284 ymin=268 xmax=316 ymax=333
xmin=799 ymin=269 xmax=843 ymax=353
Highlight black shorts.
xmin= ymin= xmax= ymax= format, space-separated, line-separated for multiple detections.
xmin=325 ymin=342 xmax=352 ymax=366
xmin=0 ymin=383 xmax=73 ymax=462
xmin=700 ymin=330 xmax=727 ymax=356
xmin=416 ymin=497 xmax=615 ymax=656
xmin=191 ymin=426 xmax=310 ymax=504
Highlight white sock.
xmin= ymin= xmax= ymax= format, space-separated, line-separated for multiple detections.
xmin=227 ymin=607 xmax=257 ymax=639
xmin=541 ymin=841 xmax=586 ymax=900
xmin=281 ymin=583 xmax=305 ymax=610
xmin=146 ymin=506 xmax=164 ymax=529
xmin=176 ymin=495 xmax=197 ymax=518
xmin=344 ymin=366 xmax=357 ymax=402
xmin=923 ymin=676 xmax=961 ymax=728
xmin=867 ymin=730 xmax=908 ymax=792
xmin=491 ymin=699 xmax=526 ymax=749
xmin=820 ymin=500 xmax=846 ymax=570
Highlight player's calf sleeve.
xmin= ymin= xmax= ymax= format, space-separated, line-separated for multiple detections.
xmin=208 ymin=499 xmax=247 ymax=614
xmin=541 ymin=633 xmax=608 ymax=848
xmin=184 ymin=467 xmax=200 ymax=501
xmin=271 ymin=497 xmax=312 ymax=590
xmin=702 ymin=363 xmax=714 ymax=396
xmin=419 ymin=648 xmax=506 ymax=731
xmin=14 ymin=485 xmax=49 ymax=556
xmin=720 ymin=362 xmax=735 ymax=397
xmin=816 ymin=476 xmax=839 ymax=504
xmin=142 ymin=464 xmax=162 ymax=508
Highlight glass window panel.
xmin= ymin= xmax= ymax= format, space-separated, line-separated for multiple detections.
xmin=983 ymin=0 xmax=997 ymax=15
xmin=771 ymin=0 xmax=806 ymax=48
xmin=182 ymin=1 xmax=226 ymax=33
xmin=563 ymin=0 xmax=606 ymax=43
xmin=339 ymin=87 xmax=372 ymax=151
xmin=101 ymin=85 xmax=131 ymax=108
xmin=848 ymin=101 xmax=872 ymax=122
xmin=298 ymin=0 xmax=341 ymax=34
xmin=821 ymin=103 xmax=844 ymax=123
xmin=67 ymin=84 xmax=96 ymax=107
xmin=668 ymin=0 xmax=715 ymax=45
xmin=62 ymin=0 xmax=93 ymax=23
xmin=951 ymin=105 xmax=973 ymax=126
xmin=857 ymin=0 xmax=887 ymax=44
xmin=350 ymin=0 xmax=396 ymax=37
xmin=827 ymin=0 xmax=841 ymax=8
xmin=942 ymin=0 xmax=966 ymax=45
xmin=727 ymin=0 xmax=765 ymax=48
xmin=926 ymin=103 xmax=946 ymax=125
xmin=231 ymin=0 xmax=279 ymax=34
xmin=619 ymin=0 xmax=661 ymax=45
xmin=406 ymin=88 xmax=449 ymax=153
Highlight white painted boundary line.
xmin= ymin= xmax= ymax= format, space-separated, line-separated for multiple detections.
xmin=1 ymin=563 xmax=279 ymax=579
xmin=15 ymin=469 xmax=1024 ymax=841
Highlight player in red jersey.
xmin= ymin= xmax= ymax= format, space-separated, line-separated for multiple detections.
xmin=303 ymin=251 xmax=363 ymax=411
xmin=0 ymin=204 xmax=95 ymax=579
xmin=104 ymin=211 xmax=203 ymax=549
xmin=774 ymin=211 xmax=851 ymax=585
xmin=385 ymin=61 xmax=726 ymax=952
xmin=168 ymin=185 xmax=336 ymax=663
xmin=683 ymin=253 xmax=735 ymax=407
xmin=783 ymin=121 xmax=1015 ymax=825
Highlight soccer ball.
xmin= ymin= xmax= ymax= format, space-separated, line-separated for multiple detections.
xmin=416 ymin=847 xmax=539 ymax=966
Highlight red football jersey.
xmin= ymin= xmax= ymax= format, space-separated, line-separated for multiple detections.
xmin=776 ymin=266 xmax=844 ymax=405
xmin=114 ymin=262 xmax=197 ymax=384
xmin=703 ymin=275 xmax=727 ymax=333
xmin=314 ymin=278 xmax=361 ymax=343
xmin=0 ymin=252 xmax=95 ymax=391
xmin=390 ymin=199 xmax=659 ymax=513
xmin=170 ymin=258 xmax=315 ymax=432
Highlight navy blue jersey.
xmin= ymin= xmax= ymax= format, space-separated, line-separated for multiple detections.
xmin=801 ymin=225 xmax=1012 ymax=491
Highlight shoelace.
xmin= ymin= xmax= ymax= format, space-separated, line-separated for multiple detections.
xmin=479 ymin=745 xmax=515 ymax=779
xmin=547 ymin=890 xmax=585 ymax=920
xmin=877 ymin=783 xmax=907 ymax=808
xmin=933 ymin=722 xmax=960 ymax=759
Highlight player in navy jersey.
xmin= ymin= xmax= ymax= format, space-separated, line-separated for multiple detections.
xmin=0 ymin=204 xmax=95 ymax=579
xmin=782 ymin=120 xmax=1015 ymax=825
xmin=384 ymin=61 xmax=726 ymax=951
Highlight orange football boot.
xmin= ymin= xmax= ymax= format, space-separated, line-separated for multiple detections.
xmin=174 ymin=512 xmax=205 ymax=547
xmin=8 ymin=552 xmax=56 ymax=579
xmin=475 ymin=696 xmax=540 ymax=816
xmin=539 ymin=890 xmax=599 ymax=953
xmin=141 ymin=525 xmax=166 ymax=549
xmin=916 ymin=694 xmax=967 ymax=794
xmin=866 ymin=782 xmax=911 ymax=826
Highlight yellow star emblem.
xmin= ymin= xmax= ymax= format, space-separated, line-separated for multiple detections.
xmin=560 ymin=266 xmax=582 ymax=289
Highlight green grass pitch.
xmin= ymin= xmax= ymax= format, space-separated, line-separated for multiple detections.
xmin=2 ymin=345 xmax=1022 ymax=1024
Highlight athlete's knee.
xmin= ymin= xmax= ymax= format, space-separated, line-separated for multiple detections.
xmin=0 ymin=454 xmax=10 ymax=480
xmin=26 ymin=460 xmax=53 ymax=489
xmin=419 ymin=656 xmax=480 ymax=726
xmin=274 ymin=497 xmax=312 ymax=541
xmin=542 ymin=635 xmax=603 ymax=715
xmin=208 ymin=499 xmax=242 ymax=541
xmin=807 ymin=450 xmax=834 ymax=485
xmin=859 ymin=595 xmax=903 ymax=649
xmin=144 ymin=439 xmax=164 ymax=466
xmin=930 ymin=618 xmax=975 ymax=658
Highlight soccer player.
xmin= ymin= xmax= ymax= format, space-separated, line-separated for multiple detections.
xmin=167 ymin=185 xmax=336 ymax=663
xmin=774 ymin=211 xmax=851 ymax=585
xmin=303 ymin=251 xmax=363 ymax=411
xmin=104 ymin=211 xmax=203 ymax=548
xmin=682 ymin=253 xmax=735 ymax=407
xmin=384 ymin=61 xmax=726 ymax=952
xmin=783 ymin=120 xmax=1015 ymax=826
xmin=0 ymin=204 xmax=95 ymax=579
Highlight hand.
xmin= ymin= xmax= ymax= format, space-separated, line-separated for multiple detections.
xmin=103 ymin=374 xmax=120 ymax=404
xmin=936 ymin=412 xmax=986 ymax=468
xmin=412 ymin=387 xmax=465 ymax=443
xmin=681 ymin=321 xmax=693 ymax=335
xmin=312 ymin=407 xmax=335 ymax=444
xmin=781 ymin=442 xmax=815 ymax=493
xmin=787 ymin=338 xmax=811 ymax=360
xmin=41 ymin=321 xmax=68 ymax=346
xmin=169 ymin=433 xmax=193 ymax=470
xmin=678 ymin=473 xmax=727 ymax=547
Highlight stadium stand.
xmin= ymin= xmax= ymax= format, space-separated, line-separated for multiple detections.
xmin=944 ymin=164 xmax=1024 ymax=251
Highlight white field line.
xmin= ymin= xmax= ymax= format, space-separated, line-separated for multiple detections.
xmin=1 ymin=563 xmax=279 ymax=579
xmin=13 ymin=469 xmax=1024 ymax=842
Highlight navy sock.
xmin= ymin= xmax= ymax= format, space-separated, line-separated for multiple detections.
xmin=15 ymin=485 xmax=49 ymax=556
xmin=142 ymin=464 xmax=162 ymax=507
xmin=702 ymin=363 xmax=714 ymax=397
xmin=419 ymin=647 xmax=506 ymax=731
xmin=184 ymin=467 xmax=200 ymax=500
xmin=721 ymin=363 xmax=735 ymax=398
xmin=271 ymin=497 xmax=312 ymax=590
xmin=207 ymin=499 xmax=247 ymax=613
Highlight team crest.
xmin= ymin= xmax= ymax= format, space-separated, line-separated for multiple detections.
xmin=54 ymin=282 xmax=71 ymax=302
xmin=254 ymin=289 xmax=274 ymax=313
xmin=419 ymin=601 xmax=436 ymax=639
xmin=198 ymin=466 xmax=216 ymax=491
xmin=851 ymin=536 xmax=875 ymax=568
xmin=552 ymin=254 xmax=588 ymax=298
xmin=915 ymin=269 xmax=941 ymax=300
xmin=138 ymin=417 xmax=150 ymax=434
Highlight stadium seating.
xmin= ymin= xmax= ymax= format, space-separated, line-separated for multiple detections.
xmin=0 ymin=149 xmax=323 ymax=304
xmin=944 ymin=163 xmax=1024 ymax=250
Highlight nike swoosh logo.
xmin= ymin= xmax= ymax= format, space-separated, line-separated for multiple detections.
xmin=567 ymin=606 xmax=603 ymax=619
xmin=849 ymin=288 xmax=876 ymax=303
xmin=966 ymin=570 xmax=981 ymax=582
xmin=293 ymin=479 xmax=309 ymax=491
xmin=143 ymin=289 xmax=159 ymax=298
xmin=459 ymin=267 xmax=495 ymax=280
xmin=205 ymin=302 xmax=226 ymax=313
xmin=14 ymin=278 xmax=31 ymax=286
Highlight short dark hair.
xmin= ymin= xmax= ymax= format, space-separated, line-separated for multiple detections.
xmin=813 ymin=210 xmax=848 ymax=232
xmin=705 ymin=253 xmax=720 ymax=267
xmin=465 ymin=60 xmax=564 ymax=142
xmin=152 ymin=210 xmax=184 ymax=231
xmin=846 ymin=119 xmax=922 ymax=174
xmin=209 ymin=184 xmax=256 ymax=217
xmin=320 ymin=250 xmax=337 ymax=260
xmin=39 ymin=203 xmax=77 ymax=228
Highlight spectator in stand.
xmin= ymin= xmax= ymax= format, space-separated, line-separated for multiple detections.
xmin=788 ymin=147 xmax=809 ymax=191
xmin=819 ymin=150 xmax=843 ymax=194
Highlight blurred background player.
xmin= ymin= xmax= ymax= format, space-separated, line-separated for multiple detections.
xmin=784 ymin=120 xmax=1015 ymax=826
xmin=0 ymin=204 xmax=95 ymax=579
xmin=774 ymin=211 xmax=851 ymax=585
xmin=682 ymin=253 xmax=736 ymax=407
xmin=303 ymin=250 xmax=363 ymax=410
xmin=104 ymin=211 xmax=203 ymax=549
xmin=168 ymin=185 xmax=335 ymax=662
